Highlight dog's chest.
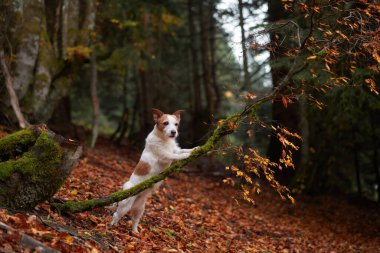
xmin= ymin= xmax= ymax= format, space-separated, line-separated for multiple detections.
xmin=148 ymin=141 xmax=176 ymax=167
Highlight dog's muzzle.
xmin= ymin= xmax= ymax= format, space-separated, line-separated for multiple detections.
xmin=170 ymin=130 xmax=177 ymax=138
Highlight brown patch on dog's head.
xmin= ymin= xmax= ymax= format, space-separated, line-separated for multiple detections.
xmin=134 ymin=161 xmax=151 ymax=176
xmin=156 ymin=114 xmax=169 ymax=132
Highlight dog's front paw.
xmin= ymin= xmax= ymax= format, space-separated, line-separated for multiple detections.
xmin=180 ymin=152 xmax=191 ymax=160
xmin=191 ymin=146 xmax=200 ymax=152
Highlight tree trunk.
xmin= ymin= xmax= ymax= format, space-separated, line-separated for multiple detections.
xmin=238 ymin=0 xmax=250 ymax=91
xmin=11 ymin=0 xmax=43 ymax=99
xmin=0 ymin=0 xmax=96 ymax=124
xmin=90 ymin=50 xmax=100 ymax=148
xmin=187 ymin=0 xmax=202 ymax=114
xmin=110 ymin=69 xmax=129 ymax=143
xmin=0 ymin=125 xmax=82 ymax=210
xmin=138 ymin=69 xmax=150 ymax=138
xmin=199 ymin=1 xmax=217 ymax=115
xmin=209 ymin=0 xmax=220 ymax=112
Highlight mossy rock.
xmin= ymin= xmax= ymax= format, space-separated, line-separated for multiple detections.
xmin=0 ymin=125 xmax=82 ymax=210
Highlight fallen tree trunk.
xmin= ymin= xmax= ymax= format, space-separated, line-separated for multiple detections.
xmin=0 ymin=125 xmax=82 ymax=210
xmin=52 ymin=96 xmax=271 ymax=213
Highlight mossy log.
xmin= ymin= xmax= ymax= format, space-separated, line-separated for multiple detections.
xmin=0 ymin=125 xmax=82 ymax=210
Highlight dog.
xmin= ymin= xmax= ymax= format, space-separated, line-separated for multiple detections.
xmin=110 ymin=108 xmax=198 ymax=233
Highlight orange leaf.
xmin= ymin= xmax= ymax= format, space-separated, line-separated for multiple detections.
xmin=281 ymin=96 xmax=288 ymax=108
xmin=307 ymin=55 xmax=317 ymax=60
xmin=245 ymin=92 xmax=257 ymax=100
xmin=63 ymin=236 xmax=74 ymax=245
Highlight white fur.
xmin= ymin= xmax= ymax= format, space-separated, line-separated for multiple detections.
xmin=111 ymin=113 xmax=197 ymax=233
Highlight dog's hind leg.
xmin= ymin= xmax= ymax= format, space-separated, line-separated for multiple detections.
xmin=130 ymin=190 xmax=151 ymax=233
xmin=111 ymin=196 xmax=136 ymax=226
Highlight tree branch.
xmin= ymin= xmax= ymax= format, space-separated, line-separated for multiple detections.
xmin=0 ymin=50 xmax=29 ymax=128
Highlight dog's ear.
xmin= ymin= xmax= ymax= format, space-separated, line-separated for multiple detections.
xmin=152 ymin=108 xmax=164 ymax=123
xmin=173 ymin=110 xmax=185 ymax=121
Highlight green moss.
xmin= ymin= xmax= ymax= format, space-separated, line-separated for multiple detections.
xmin=0 ymin=129 xmax=64 ymax=210
xmin=0 ymin=161 xmax=13 ymax=180
xmin=0 ymin=127 xmax=39 ymax=159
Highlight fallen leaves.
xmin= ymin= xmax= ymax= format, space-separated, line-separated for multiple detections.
xmin=0 ymin=134 xmax=379 ymax=252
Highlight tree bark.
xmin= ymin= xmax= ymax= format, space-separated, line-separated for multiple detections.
xmin=199 ymin=1 xmax=217 ymax=115
xmin=11 ymin=0 xmax=43 ymax=99
xmin=209 ymin=0 xmax=220 ymax=111
xmin=187 ymin=0 xmax=202 ymax=114
xmin=110 ymin=69 xmax=129 ymax=143
xmin=1 ymin=0 xmax=96 ymax=124
xmin=0 ymin=125 xmax=82 ymax=210
xmin=238 ymin=0 xmax=250 ymax=91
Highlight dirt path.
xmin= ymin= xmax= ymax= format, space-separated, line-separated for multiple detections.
xmin=1 ymin=141 xmax=379 ymax=252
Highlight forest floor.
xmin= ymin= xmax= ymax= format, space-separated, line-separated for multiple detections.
xmin=0 ymin=135 xmax=380 ymax=253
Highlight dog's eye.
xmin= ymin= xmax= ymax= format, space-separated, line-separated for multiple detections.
xmin=175 ymin=123 xmax=178 ymax=126
xmin=163 ymin=121 xmax=169 ymax=126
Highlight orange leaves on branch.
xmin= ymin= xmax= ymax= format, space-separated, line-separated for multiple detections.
xmin=224 ymin=126 xmax=297 ymax=205
xmin=228 ymin=121 xmax=238 ymax=131
xmin=245 ymin=92 xmax=257 ymax=100
xmin=365 ymin=78 xmax=379 ymax=95
xmin=335 ymin=30 xmax=349 ymax=41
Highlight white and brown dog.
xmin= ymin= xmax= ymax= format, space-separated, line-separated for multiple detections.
xmin=111 ymin=108 xmax=198 ymax=232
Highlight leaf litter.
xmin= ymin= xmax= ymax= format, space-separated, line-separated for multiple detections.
xmin=0 ymin=136 xmax=379 ymax=252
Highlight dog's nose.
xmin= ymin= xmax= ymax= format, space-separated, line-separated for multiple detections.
xmin=171 ymin=130 xmax=176 ymax=135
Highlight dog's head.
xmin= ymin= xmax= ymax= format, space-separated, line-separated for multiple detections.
xmin=152 ymin=108 xmax=184 ymax=139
